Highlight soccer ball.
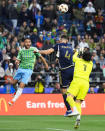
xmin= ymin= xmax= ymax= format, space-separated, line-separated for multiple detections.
xmin=58 ymin=3 xmax=68 ymax=13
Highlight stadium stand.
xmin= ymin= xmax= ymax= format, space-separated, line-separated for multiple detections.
xmin=0 ymin=0 xmax=105 ymax=94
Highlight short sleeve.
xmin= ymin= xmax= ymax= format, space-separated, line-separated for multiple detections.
xmin=33 ymin=47 xmax=41 ymax=57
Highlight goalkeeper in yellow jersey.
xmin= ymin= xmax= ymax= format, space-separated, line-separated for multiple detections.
xmin=66 ymin=49 xmax=93 ymax=129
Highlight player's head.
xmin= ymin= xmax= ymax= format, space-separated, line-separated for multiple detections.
xmin=24 ymin=36 xmax=31 ymax=49
xmin=82 ymin=50 xmax=92 ymax=61
xmin=60 ymin=35 xmax=68 ymax=43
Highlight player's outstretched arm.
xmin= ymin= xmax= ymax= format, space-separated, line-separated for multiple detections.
xmin=34 ymin=48 xmax=54 ymax=55
xmin=39 ymin=55 xmax=49 ymax=70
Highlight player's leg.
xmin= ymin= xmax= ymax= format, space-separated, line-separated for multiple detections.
xmin=59 ymin=70 xmax=72 ymax=116
xmin=74 ymin=117 xmax=81 ymax=129
xmin=74 ymin=100 xmax=81 ymax=129
xmin=9 ymin=82 xmax=25 ymax=105
xmin=66 ymin=93 xmax=79 ymax=116
xmin=7 ymin=68 xmax=22 ymax=93
xmin=76 ymin=80 xmax=89 ymax=114
xmin=74 ymin=80 xmax=89 ymax=129
xmin=66 ymin=78 xmax=80 ymax=116
xmin=62 ymin=67 xmax=74 ymax=116
xmin=8 ymin=69 xmax=33 ymax=106
xmin=61 ymin=88 xmax=72 ymax=116
xmin=75 ymin=100 xmax=81 ymax=116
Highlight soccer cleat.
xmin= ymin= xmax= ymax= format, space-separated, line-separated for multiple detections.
xmin=74 ymin=119 xmax=80 ymax=129
xmin=68 ymin=111 xmax=79 ymax=117
xmin=64 ymin=110 xmax=72 ymax=117
xmin=8 ymin=101 xmax=14 ymax=106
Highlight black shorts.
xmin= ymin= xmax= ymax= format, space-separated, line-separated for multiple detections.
xmin=59 ymin=66 xmax=74 ymax=88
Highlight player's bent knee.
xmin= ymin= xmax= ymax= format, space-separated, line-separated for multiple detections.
xmin=19 ymin=82 xmax=25 ymax=88
xmin=12 ymin=80 xmax=18 ymax=85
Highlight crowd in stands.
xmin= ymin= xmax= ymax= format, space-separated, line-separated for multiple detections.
xmin=0 ymin=0 xmax=105 ymax=94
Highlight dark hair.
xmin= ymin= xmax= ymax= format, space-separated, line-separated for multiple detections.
xmin=61 ymin=35 xmax=68 ymax=40
xmin=82 ymin=50 xmax=92 ymax=61
xmin=23 ymin=35 xmax=31 ymax=41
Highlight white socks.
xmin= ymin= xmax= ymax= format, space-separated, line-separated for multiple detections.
xmin=12 ymin=88 xmax=23 ymax=102
xmin=77 ymin=114 xmax=81 ymax=120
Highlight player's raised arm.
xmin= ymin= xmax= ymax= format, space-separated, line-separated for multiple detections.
xmin=34 ymin=48 xmax=54 ymax=55
xmin=73 ymin=47 xmax=84 ymax=62
xmin=39 ymin=55 xmax=49 ymax=70
xmin=73 ymin=51 xmax=79 ymax=62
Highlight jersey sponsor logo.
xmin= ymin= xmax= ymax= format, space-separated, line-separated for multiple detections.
xmin=0 ymin=98 xmax=8 ymax=112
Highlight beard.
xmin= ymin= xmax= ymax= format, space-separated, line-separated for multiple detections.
xmin=24 ymin=45 xmax=31 ymax=49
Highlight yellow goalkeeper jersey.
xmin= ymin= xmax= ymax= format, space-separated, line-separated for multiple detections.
xmin=73 ymin=52 xmax=93 ymax=81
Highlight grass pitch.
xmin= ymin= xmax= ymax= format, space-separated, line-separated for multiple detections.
xmin=0 ymin=115 xmax=105 ymax=131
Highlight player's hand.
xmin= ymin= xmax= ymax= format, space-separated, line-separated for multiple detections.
xmin=15 ymin=60 xmax=20 ymax=65
xmin=79 ymin=47 xmax=84 ymax=54
xmin=75 ymin=47 xmax=84 ymax=54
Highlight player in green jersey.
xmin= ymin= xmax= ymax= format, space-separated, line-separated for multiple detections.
xmin=8 ymin=37 xmax=48 ymax=106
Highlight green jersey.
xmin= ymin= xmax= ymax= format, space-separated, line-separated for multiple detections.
xmin=17 ymin=47 xmax=41 ymax=70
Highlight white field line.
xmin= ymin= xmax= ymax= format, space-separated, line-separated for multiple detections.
xmin=0 ymin=128 xmax=72 ymax=131
xmin=0 ymin=120 xmax=24 ymax=123
xmin=46 ymin=128 xmax=72 ymax=131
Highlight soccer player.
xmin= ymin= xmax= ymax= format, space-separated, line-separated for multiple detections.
xmin=8 ymin=37 xmax=48 ymax=106
xmin=66 ymin=49 xmax=93 ymax=128
xmin=34 ymin=35 xmax=74 ymax=116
